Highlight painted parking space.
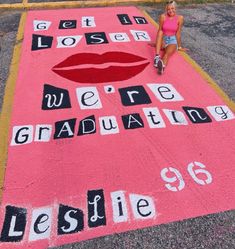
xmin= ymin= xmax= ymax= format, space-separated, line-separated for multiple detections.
xmin=0 ymin=6 xmax=235 ymax=249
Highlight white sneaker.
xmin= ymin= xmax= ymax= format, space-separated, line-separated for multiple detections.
xmin=154 ymin=55 xmax=160 ymax=67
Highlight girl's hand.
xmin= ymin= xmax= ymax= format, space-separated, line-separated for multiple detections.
xmin=178 ymin=47 xmax=189 ymax=52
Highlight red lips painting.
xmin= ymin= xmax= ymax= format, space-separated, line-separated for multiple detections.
xmin=52 ymin=51 xmax=149 ymax=83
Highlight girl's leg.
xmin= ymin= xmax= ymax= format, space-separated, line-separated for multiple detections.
xmin=155 ymin=31 xmax=163 ymax=55
xmin=154 ymin=32 xmax=164 ymax=67
xmin=157 ymin=44 xmax=177 ymax=74
xmin=162 ymin=44 xmax=177 ymax=66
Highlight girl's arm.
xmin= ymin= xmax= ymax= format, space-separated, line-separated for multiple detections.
xmin=176 ymin=15 xmax=188 ymax=51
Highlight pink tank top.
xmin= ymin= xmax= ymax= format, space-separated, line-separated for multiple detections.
xmin=162 ymin=15 xmax=178 ymax=36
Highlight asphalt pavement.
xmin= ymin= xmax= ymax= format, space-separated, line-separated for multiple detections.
xmin=0 ymin=2 xmax=235 ymax=249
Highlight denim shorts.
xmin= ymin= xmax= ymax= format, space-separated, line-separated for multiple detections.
xmin=163 ymin=35 xmax=178 ymax=47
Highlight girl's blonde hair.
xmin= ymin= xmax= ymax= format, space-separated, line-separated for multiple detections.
xmin=166 ymin=1 xmax=177 ymax=8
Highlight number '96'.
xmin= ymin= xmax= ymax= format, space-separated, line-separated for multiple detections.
xmin=160 ymin=161 xmax=213 ymax=192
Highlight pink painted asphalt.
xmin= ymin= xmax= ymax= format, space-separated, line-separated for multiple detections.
xmin=0 ymin=6 xmax=235 ymax=248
